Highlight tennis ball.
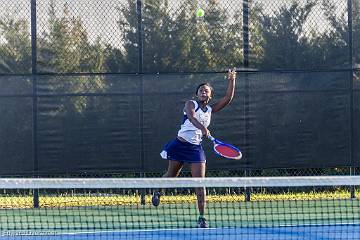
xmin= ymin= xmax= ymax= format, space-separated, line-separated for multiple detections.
xmin=196 ymin=8 xmax=205 ymax=18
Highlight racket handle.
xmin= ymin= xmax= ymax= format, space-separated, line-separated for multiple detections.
xmin=207 ymin=135 xmax=215 ymax=141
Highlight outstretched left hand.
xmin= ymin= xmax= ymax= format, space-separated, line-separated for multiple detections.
xmin=227 ymin=68 xmax=237 ymax=81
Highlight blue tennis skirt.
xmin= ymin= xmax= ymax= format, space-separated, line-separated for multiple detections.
xmin=160 ymin=138 xmax=206 ymax=163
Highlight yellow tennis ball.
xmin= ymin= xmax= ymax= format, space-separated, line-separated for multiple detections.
xmin=196 ymin=8 xmax=205 ymax=18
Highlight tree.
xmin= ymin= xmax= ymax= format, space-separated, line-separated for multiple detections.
xmin=309 ymin=0 xmax=351 ymax=68
xmin=0 ymin=15 xmax=33 ymax=174
xmin=116 ymin=0 xmax=138 ymax=72
xmin=0 ymin=17 xmax=31 ymax=74
xmin=116 ymin=0 xmax=243 ymax=72
xmin=352 ymin=0 xmax=360 ymax=66
xmin=258 ymin=0 xmax=317 ymax=69
xmin=248 ymin=2 xmax=266 ymax=68
xmin=36 ymin=1 xmax=109 ymax=113
xmin=104 ymin=44 xmax=127 ymax=72
xmin=38 ymin=1 xmax=105 ymax=73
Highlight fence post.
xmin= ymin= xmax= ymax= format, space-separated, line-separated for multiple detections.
xmin=31 ymin=0 xmax=39 ymax=208
xmin=243 ymin=0 xmax=249 ymax=67
xmin=347 ymin=0 xmax=355 ymax=199
xmin=243 ymin=0 xmax=251 ymax=202
xmin=137 ymin=0 xmax=147 ymax=205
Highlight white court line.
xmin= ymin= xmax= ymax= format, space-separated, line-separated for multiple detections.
xmin=18 ymin=222 xmax=360 ymax=237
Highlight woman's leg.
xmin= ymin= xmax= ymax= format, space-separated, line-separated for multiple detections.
xmin=163 ymin=160 xmax=184 ymax=177
xmin=191 ymin=162 xmax=208 ymax=227
xmin=152 ymin=160 xmax=184 ymax=206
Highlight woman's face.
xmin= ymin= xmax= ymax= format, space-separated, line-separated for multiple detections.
xmin=197 ymin=85 xmax=212 ymax=102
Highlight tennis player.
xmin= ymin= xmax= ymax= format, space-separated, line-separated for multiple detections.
xmin=152 ymin=68 xmax=237 ymax=228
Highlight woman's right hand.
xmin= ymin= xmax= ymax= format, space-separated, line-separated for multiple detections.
xmin=202 ymin=127 xmax=210 ymax=138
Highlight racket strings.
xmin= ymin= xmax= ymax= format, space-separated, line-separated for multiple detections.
xmin=214 ymin=145 xmax=241 ymax=158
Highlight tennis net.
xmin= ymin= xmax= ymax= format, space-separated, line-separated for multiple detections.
xmin=0 ymin=176 xmax=359 ymax=239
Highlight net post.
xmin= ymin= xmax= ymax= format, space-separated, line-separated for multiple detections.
xmin=245 ymin=169 xmax=251 ymax=201
xmin=140 ymin=172 xmax=146 ymax=205
xmin=350 ymin=167 xmax=356 ymax=199
xmin=33 ymin=189 xmax=39 ymax=208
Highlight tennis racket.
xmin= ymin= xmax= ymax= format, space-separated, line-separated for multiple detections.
xmin=208 ymin=135 xmax=242 ymax=160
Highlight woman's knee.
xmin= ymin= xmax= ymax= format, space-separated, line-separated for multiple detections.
xmin=191 ymin=163 xmax=206 ymax=177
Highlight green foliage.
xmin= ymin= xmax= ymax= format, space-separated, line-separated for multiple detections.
xmin=115 ymin=0 xmax=138 ymax=72
xmin=36 ymin=1 xmax=109 ymax=114
xmin=259 ymin=0 xmax=317 ymax=69
xmin=38 ymin=1 xmax=105 ymax=73
xmin=254 ymin=0 xmax=360 ymax=69
xmin=0 ymin=0 xmax=358 ymax=73
xmin=116 ymin=0 xmax=243 ymax=72
xmin=104 ymin=44 xmax=127 ymax=72
xmin=248 ymin=2 xmax=266 ymax=67
xmin=352 ymin=0 xmax=360 ymax=66
xmin=311 ymin=0 xmax=350 ymax=68
xmin=0 ymin=18 xmax=31 ymax=74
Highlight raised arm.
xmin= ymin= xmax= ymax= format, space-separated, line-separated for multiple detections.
xmin=211 ymin=68 xmax=236 ymax=113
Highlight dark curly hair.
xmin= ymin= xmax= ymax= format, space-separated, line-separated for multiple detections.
xmin=195 ymin=82 xmax=214 ymax=98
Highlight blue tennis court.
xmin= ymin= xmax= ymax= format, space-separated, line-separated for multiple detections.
xmin=2 ymin=224 xmax=360 ymax=240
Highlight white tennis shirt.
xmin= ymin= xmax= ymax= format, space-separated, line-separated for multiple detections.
xmin=177 ymin=100 xmax=212 ymax=145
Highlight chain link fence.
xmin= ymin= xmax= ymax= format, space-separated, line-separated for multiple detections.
xmin=0 ymin=0 xmax=359 ymax=178
xmin=1 ymin=0 xmax=357 ymax=74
